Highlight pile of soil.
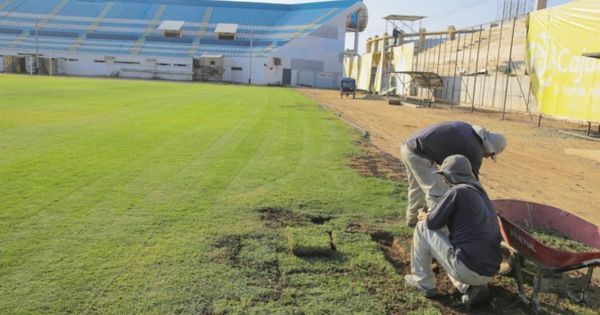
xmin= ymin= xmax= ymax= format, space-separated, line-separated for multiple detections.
xmin=349 ymin=139 xmax=406 ymax=181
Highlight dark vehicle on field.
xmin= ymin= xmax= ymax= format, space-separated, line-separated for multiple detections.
xmin=340 ymin=77 xmax=356 ymax=99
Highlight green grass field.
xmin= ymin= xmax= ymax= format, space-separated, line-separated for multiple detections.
xmin=0 ymin=75 xmax=436 ymax=314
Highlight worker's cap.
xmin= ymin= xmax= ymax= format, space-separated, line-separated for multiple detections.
xmin=472 ymin=125 xmax=507 ymax=161
xmin=433 ymin=154 xmax=477 ymax=184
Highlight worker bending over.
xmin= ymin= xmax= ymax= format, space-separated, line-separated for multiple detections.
xmin=404 ymin=155 xmax=502 ymax=307
xmin=400 ymin=121 xmax=506 ymax=227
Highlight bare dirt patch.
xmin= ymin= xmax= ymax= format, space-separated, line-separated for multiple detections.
xmin=257 ymin=206 xmax=333 ymax=228
xmin=349 ymin=139 xmax=406 ymax=181
xmin=211 ymin=234 xmax=243 ymax=266
xmin=210 ymin=233 xmax=283 ymax=303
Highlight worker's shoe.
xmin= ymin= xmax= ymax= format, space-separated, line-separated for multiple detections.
xmin=404 ymin=275 xmax=439 ymax=299
xmin=461 ymin=285 xmax=490 ymax=307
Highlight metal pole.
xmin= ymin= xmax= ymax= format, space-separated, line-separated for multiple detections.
xmin=465 ymin=27 xmax=475 ymax=104
xmin=491 ymin=18 xmax=506 ymax=109
xmin=420 ymin=37 xmax=429 ymax=99
xmin=501 ymin=11 xmax=518 ymax=120
xmin=510 ymin=59 xmax=533 ymax=118
xmin=443 ymin=34 xmax=450 ymax=101
xmin=480 ymin=23 xmax=493 ymax=107
xmin=382 ymin=20 xmax=388 ymax=94
xmin=434 ymin=35 xmax=442 ymax=103
xmin=414 ymin=39 xmax=420 ymax=74
xmin=526 ymin=80 xmax=533 ymax=113
xmin=450 ymin=32 xmax=461 ymax=106
xmin=435 ymin=35 xmax=442 ymax=75
xmin=35 ymin=22 xmax=39 ymax=74
xmin=422 ymin=36 xmax=429 ymax=73
xmin=471 ymin=25 xmax=483 ymax=112
xmin=587 ymin=122 xmax=591 ymax=136
xmin=248 ymin=30 xmax=253 ymax=85
xmin=459 ymin=29 xmax=470 ymax=104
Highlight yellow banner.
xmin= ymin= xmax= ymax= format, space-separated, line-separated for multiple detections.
xmin=527 ymin=0 xmax=600 ymax=122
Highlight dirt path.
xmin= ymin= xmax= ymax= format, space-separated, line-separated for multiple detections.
xmin=301 ymin=89 xmax=600 ymax=226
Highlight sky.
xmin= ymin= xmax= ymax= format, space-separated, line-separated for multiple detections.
xmin=232 ymin=0 xmax=573 ymax=53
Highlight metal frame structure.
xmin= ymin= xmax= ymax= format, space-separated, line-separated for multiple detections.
xmin=388 ymin=71 xmax=443 ymax=107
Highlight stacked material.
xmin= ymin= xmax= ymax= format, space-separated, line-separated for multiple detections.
xmin=285 ymin=227 xmax=336 ymax=257
xmin=528 ymin=228 xmax=597 ymax=253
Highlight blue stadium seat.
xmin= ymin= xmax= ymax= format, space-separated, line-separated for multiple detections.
xmin=0 ymin=0 xmax=360 ymax=57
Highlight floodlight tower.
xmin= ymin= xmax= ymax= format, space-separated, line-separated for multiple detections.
xmin=345 ymin=5 xmax=368 ymax=56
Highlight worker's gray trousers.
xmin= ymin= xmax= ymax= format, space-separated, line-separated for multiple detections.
xmin=410 ymin=221 xmax=493 ymax=293
xmin=400 ymin=144 xmax=447 ymax=224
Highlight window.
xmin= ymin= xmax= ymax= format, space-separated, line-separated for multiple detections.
xmin=217 ymin=33 xmax=235 ymax=40
xmin=215 ymin=23 xmax=238 ymax=40
xmin=164 ymin=30 xmax=180 ymax=38
xmin=231 ymin=67 xmax=242 ymax=71
xmin=114 ymin=61 xmax=140 ymax=65
xmin=157 ymin=20 xmax=184 ymax=38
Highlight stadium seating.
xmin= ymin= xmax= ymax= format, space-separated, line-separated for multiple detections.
xmin=0 ymin=0 xmax=357 ymax=57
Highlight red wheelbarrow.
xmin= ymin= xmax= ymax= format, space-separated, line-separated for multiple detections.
xmin=492 ymin=199 xmax=600 ymax=311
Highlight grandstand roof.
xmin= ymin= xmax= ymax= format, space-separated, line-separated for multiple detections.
xmin=0 ymin=0 xmax=363 ymax=58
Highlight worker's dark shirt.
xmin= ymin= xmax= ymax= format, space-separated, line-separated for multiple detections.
xmin=427 ymin=182 xmax=501 ymax=277
xmin=404 ymin=121 xmax=484 ymax=178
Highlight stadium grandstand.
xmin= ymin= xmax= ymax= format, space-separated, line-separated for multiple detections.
xmin=0 ymin=0 xmax=367 ymax=87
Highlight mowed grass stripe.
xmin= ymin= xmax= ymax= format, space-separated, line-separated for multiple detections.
xmin=0 ymin=75 xmax=424 ymax=314
xmin=0 ymin=79 xmax=235 ymax=188
xmin=79 ymin=92 xmax=277 ymax=313
xmin=81 ymin=91 xmax=317 ymax=313
xmin=0 ymin=87 xmax=271 ymax=312
xmin=0 ymin=89 xmax=249 ymax=233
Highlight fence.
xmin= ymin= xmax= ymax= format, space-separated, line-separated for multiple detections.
xmin=409 ymin=7 xmax=536 ymax=117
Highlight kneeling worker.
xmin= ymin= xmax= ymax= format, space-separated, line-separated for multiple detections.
xmin=400 ymin=121 xmax=506 ymax=227
xmin=404 ymin=155 xmax=502 ymax=306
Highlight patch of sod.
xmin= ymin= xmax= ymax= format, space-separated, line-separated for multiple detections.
xmin=284 ymin=226 xmax=335 ymax=257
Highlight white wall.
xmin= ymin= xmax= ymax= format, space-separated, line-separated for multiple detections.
xmin=0 ymin=49 xmax=194 ymax=80
xmin=267 ymin=4 xmax=362 ymax=88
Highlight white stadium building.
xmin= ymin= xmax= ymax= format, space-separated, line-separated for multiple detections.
xmin=0 ymin=0 xmax=367 ymax=88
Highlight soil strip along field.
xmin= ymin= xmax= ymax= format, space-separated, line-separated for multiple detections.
xmin=302 ymin=88 xmax=600 ymax=226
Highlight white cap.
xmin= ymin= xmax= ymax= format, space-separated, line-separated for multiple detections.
xmin=472 ymin=125 xmax=507 ymax=160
